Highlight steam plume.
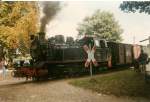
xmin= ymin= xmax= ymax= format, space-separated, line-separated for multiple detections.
xmin=40 ymin=1 xmax=60 ymax=32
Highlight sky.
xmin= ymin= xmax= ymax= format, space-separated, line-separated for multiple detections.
xmin=44 ymin=1 xmax=150 ymax=45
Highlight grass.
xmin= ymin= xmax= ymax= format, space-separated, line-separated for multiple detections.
xmin=70 ymin=69 xmax=150 ymax=98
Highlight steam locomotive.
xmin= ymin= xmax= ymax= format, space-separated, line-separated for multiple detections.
xmin=12 ymin=32 xmax=140 ymax=79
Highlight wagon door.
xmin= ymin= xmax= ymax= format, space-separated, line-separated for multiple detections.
xmin=125 ymin=44 xmax=133 ymax=64
xmin=118 ymin=43 xmax=125 ymax=65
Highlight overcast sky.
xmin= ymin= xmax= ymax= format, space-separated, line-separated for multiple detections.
xmin=44 ymin=1 xmax=150 ymax=45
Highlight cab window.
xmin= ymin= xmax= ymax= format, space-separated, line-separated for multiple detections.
xmin=94 ymin=40 xmax=100 ymax=47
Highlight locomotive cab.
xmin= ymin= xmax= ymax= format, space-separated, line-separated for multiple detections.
xmin=94 ymin=39 xmax=108 ymax=48
xmin=92 ymin=38 xmax=110 ymax=65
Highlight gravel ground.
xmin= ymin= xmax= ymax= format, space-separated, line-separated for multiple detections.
xmin=0 ymin=71 xmax=149 ymax=102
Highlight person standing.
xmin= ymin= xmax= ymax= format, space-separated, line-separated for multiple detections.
xmin=0 ymin=58 xmax=2 ymax=78
xmin=138 ymin=49 xmax=148 ymax=73
xmin=0 ymin=58 xmax=6 ymax=79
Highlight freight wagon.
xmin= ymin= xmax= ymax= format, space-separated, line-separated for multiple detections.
xmin=107 ymin=42 xmax=134 ymax=66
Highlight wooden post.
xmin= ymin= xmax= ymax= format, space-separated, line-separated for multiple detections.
xmin=90 ymin=61 xmax=92 ymax=77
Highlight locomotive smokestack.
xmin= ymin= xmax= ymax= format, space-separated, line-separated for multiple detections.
xmin=38 ymin=32 xmax=45 ymax=42
xmin=40 ymin=1 xmax=60 ymax=32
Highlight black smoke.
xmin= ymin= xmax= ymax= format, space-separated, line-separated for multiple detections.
xmin=40 ymin=1 xmax=60 ymax=32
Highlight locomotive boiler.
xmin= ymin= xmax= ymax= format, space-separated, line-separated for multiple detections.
xmin=29 ymin=32 xmax=111 ymax=77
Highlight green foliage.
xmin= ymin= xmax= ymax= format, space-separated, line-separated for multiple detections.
xmin=77 ymin=10 xmax=123 ymax=42
xmin=120 ymin=1 xmax=150 ymax=14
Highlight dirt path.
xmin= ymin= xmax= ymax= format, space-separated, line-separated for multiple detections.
xmin=0 ymin=77 xmax=149 ymax=102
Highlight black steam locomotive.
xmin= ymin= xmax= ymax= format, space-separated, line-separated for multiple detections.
xmin=12 ymin=32 xmax=138 ymax=79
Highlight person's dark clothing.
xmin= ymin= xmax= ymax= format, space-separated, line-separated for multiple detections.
xmin=138 ymin=52 xmax=148 ymax=65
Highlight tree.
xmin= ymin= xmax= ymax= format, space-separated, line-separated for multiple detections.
xmin=0 ymin=2 xmax=39 ymax=56
xmin=120 ymin=1 xmax=150 ymax=14
xmin=77 ymin=10 xmax=123 ymax=42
